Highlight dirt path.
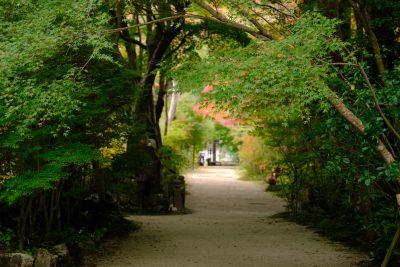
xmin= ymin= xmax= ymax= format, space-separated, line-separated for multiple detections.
xmin=94 ymin=166 xmax=369 ymax=267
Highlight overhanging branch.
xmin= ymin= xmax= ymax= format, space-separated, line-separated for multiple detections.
xmin=120 ymin=33 xmax=147 ymax=49
xmin=192 ymin=0 xmax=273 ymax=39
xmin=108 ymin=13 xmax=269 ymax=39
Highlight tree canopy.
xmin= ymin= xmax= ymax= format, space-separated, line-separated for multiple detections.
xmin=1 ymin=0 xmax=400 ymax=264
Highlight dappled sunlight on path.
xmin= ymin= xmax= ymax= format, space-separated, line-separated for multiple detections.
xmin=94 ymin=166 xmax=369 ymax=267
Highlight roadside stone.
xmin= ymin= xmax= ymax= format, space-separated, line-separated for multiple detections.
xmin=0 ymin=253 xmax=34 ymax=267
xmin=52 ymin=244 xmax=72 ymax=267
xmin=33 ymin=249 xmax=56 ymax=267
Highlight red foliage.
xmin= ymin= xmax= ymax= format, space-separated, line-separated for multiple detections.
xmin=194 ymin=85 xmax=240 ymax=126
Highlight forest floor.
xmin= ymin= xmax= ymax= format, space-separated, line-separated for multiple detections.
xmin=91 ymin=166 xmax=372 ymax=267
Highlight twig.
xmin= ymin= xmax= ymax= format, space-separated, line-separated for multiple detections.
xmin=74 ymin=52 xmax=94 ymax=81
xmin=331 ymin=62 xmax=400 ymax=141
xmin=163 ymin=32 xmax=190 ymax=61
xmin=108 ymin=15 xmax=186 ymax=32
xmin=358 ymin=65 xmax=400 ymax=141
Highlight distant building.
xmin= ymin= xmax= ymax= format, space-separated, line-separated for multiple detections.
xmin=199 ymin=140 xmax=239 ymax=166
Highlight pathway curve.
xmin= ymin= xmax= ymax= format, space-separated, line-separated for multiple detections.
xmin=94 ymin=166 xmax=369 ymax=267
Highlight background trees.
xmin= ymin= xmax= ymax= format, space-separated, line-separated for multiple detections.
xmin=0 ymin=0 xmax=125 ymax=248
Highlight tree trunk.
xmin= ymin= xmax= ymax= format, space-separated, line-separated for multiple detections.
xmin=164 ymin=88 xmax=169 ymax=136
xmin=192 ymin=144 xmax=196 ymax=170
xmin=92 ymin=161 xmax=105 ymax=201
xmin=56 ymin=179 xmax=65 ymax=231
xmin=328 ymin=93 xmax=395 ymax=165
xmin=167 ymin=81 xmax=180 ymax=126
xmin=156 ymin=76 xmax=170 ymax=123
xmin=348 ymin=0 xmax=385 ymax=77
xmin=212 ymin=141 xmax=217 ymax=163
xmin=17 ymin=198 xmax=30 ymax=249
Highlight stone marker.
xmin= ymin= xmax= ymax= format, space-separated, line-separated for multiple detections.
xmin=0 ymin=253 xmax=34 ymax=267
xmin=52 ymin=243 xmax=72 ymax=266
xmin=33 ymin=249 xmax=57 ymax=267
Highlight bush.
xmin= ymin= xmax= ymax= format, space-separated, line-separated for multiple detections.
xmin=0 ymin=226 xmax=15 ymax=248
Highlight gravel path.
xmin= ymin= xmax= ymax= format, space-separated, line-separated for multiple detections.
xmin=94 ymin=166 xmax=369 ymax=267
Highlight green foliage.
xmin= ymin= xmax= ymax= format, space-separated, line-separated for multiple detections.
xmin=158 ymin=146 xmax=187 ymax=175
xmin=0 ymin=226 xmax=15 ymax=247
xmin=160 ymin=19 xmax=251 ymax=80
xmin=0 ymin=144 xmax=100 ymax=204
xmin=0 ymin=0 xmax=137 ymax=249
xmin=164 ymin=94 xmax=209 ymax=158
xmin=163 ymin=93 xmax=241 ymax=167
xmin=165 ymin=110 xmax=209 ymax=167
xmin=213 ymin=123 xmax=240 ymax=154
xmin=0 ymin=0 xmax=114 ymax=139
xmin=238 ymin=133 xmax=278 ymax=177
xmin=175 ymin=13 xmax=347 ymax=124
xmin=0 ymin=0 xmax=123 ymax=205
xmin=0 ymin=0 xmax=397 ymax=261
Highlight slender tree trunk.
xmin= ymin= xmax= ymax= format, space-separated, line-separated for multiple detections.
xmin=192 ymin=144 xmax=196 ymax=170
xmin=56 ymin=179 xmax=65 ymax=231
xmin=328 ymin=93 xmax=395 ymax=165
xmin=164 ymin=88 xmax=169 ymax=136
xmin=167 ymin=81 xmax=180 ymax=127
xmin=92 ymin=161 xmax=105 ymax=201
xmin=17 ymin=198 xmax=30 ymax=249
xmin=348 ymin=0 xmax=385 ymax=77
xmin=212 ymin=141 xmax=217 ymax=163
xmin=42 ymin=193 xmax=49 ymax=234
xmin=47 ymin=190 xmax=55 ymax=234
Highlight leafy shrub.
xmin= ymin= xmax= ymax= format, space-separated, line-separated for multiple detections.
xmin=0 ymin=226 xmax=15 ymax=248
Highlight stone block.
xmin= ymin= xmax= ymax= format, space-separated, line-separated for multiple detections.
xmin=0 ymin=253 xmax=34 ymax=267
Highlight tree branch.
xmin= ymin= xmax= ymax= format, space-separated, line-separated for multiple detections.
xmin=119 ymin=33 xmax=147 ymax=49
xmin=163 ymin=33 xmax=189 ymax=61
xmin=358 ymin=65 xmax=400 ymax=141
xmin=108 ymin=13 xmax=269 ymax=39
xmin=328 ymin=93 xmax=395 ymax=164
xmin=248 ymin=6 xmax=289 ymax=37
xmin=332 ymin=62 xmax=400 ymax=141
xmin=191 ymin=0 xmax=273 ymax=39
xmin=234 ymin=3 xmax=274 ymax=39
xmin=253 ymin=0 xmax=297 ymax=19
xmin=108 ymin=15 xmax=185 ymax=32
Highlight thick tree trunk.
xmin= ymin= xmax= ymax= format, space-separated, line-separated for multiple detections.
xmin=123 ymin=3 xmax=186 ymax=200
xmin=131 ymin=21 xmax=184 ymax=149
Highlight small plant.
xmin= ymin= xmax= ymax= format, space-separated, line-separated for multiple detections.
xmin=0 ymin=226 xmax=15 ymax=247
